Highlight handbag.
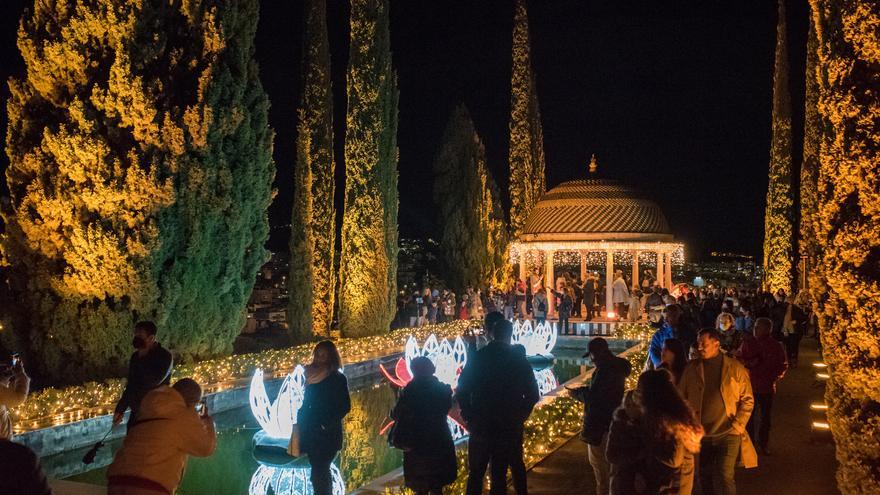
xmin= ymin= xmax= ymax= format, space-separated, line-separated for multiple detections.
xmin=388 ymin=405 xmax=416 ymax=452
xmin=287 ymin=424 xmax=301 ymax=457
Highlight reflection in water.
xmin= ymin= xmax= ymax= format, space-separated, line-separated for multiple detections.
xmin=249 ymin=463 xmax=345 ymax=495
xmin=533 ymin=368 xmax=559 ymax=396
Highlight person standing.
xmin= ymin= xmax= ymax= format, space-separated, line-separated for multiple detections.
xmin=107 ymin=378 xmax=216 ymax=495
xmin=298 ymin=341 xmax=351 ymax=495
xmin=739 ymin=318 xmax=787 ymax=455
xmin=716 ymin=313 xmax=744 ymax=356
xmin=781 ymin=295 xmax=807 ymax=367
xmin=679 ymin=329 xmax=757 ymax=495
xmin=658 ymin=338 xmax=688 ymax=385
xmin=611 ymin=271 xmax=629 ymax=319
xmin=392 ymin=356 xmax=457 ymax=495
xmin=532 ymin=289 xmax=548 ymax=324
xmin=0 ymin=350 xmax=29 ymax=440
xmin=113 ymin=321 xmax=173 ymax=429
xmin=583 ymin=275 xmax=597 ymax=321
xmin=573 ymin=276 xmax=584 ymax=318
xmin=569 ymin=338 xmax=632 ymax=495
xmin=554 ymin=287 xmax=573 ymax=335
xmin=456 ymin=320 xmax=539 ymax=495
xmin=648 ymin=305 xmax=696 ymax=369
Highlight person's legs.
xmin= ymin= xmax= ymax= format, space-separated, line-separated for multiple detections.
xmin=488 ymin=436 xmax=516 ymax=495
xmin=587 ymin=434 xmax=610 ymax=495
xmin=467 ymin=435 xmax=492 ymax=495
xmin=560 ymin=315 xmax=569 ymax=335
xmin=791 ymin=333 xmax=802 ymax=365
xmin=718 ymin=434 xmax=742 ymax=495
xmin=510 ymin=431 xmax=528 ymax=495
xmin=757 ymin=393 xmax=775 ymax=451
xmin=699 ymin=438 xmax=719 ymax=495
xmin=309 ymin=451 xmax=335 ymax=495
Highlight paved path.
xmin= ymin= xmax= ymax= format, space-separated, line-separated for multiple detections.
xmin=526 ymin=337 xmax=838 ymax=495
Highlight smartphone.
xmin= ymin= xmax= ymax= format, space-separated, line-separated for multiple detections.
xmin=10 ymin=353 xmax=19 ymax=367
xmin=196 ymin=398 xmax=207 ymax=415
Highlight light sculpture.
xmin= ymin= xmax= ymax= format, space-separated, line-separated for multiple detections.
xmin=249 ymin=463 xmax=345 ymax=495
xmin=533 ymin=368 xmax=559 ymax=396
xmin=511 ymin=320 xmax=557 ymax=356
xmin=381 ymin=334 xmax=468 ymax=389
xmin=250 ymin=366 xmax=306 ymax=441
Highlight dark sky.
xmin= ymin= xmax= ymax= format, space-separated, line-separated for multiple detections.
xmin=0 ymin=0 xmax=810 ymax=261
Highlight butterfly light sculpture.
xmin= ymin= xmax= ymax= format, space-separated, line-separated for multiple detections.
xmin=249 ymin=366 xmax=306 ymax=440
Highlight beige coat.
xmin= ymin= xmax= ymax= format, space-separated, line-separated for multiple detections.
xmin=0 ymin=372 xmax=30 ymax=440
xmin=677 ymin=354 xmax=758 ymax=468
xmin=107 ymin=386 xmax=216 ymax=493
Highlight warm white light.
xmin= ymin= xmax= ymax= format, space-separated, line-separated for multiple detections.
xmin=250 ymin=366 xmax=306 ymax=440
xmin=249 ymin=463 xmax=345 ymax=495
xmin=812 ymin=362 xmax=827 ymax=369
xmin=512 ymin=320 xmax=558 ymax=356
xmin=404 ymin=334 xmax=468 ymax=389
xmin=810 ymin=403 xmax=828 ymax=411
xmin=812 ymin=421 xmax=831 ymax=430
xmin=606 ymin=312 xmax=616 ymax=319
xmin=816 ymin=372 xmax=830 ymax=380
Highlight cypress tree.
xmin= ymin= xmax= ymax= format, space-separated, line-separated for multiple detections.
xmin=508 ymin=0 xmax=546 ymax=237
xmin=798 ymin=14 xmax=820 ymax=290
xmin=2 ymin=0 xmax=274 ymax=382
xmin=433 ymin=105 xmax=508 ymax=294
xmin=808 ymin=0 xmax=880 ymax=492
xmin=338 ymin=0 xmax=399 ymax=337
xmin=761 ymin=0 xmax=794 ymax=294
xmin=288 ymin=0 xmax=336 ymax=342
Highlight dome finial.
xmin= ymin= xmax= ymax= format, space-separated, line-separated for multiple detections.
xmin=589 ymin=154 xmax=598 ymax=174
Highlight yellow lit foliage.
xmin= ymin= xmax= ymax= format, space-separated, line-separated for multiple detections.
xmin=508 ymin=0 xmax=546 ymax=238
xmin=338 ymin=0 xmax=400 ymax=338
xmin=762 ymin=0 xmax=795 ymax=295
xmin=809 ymin=0 xmax=880 ymax=492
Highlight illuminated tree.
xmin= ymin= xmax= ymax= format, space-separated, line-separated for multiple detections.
xmin=808 ymin=0 xmax=880 ymax=492
xmin=508 ymin=0 xmax=546 ymax=237
xmin=433 ymin=105 xmax=508 ymax=293
xmin=288 ymin=0 xmax=336 ymax=342
xmin=338 ymin=0 xmax=399 ymax=338
xmin=798 ymin=15 xmax=820 ymax=290
xmin=2 ymin=0 xmax=274 ymax=381
xmin=762 ymin=0 xmax=795 ymax=294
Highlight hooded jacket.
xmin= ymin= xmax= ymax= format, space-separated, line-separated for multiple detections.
xmin=571 ymin=352 xmax=632 ymax=445
xmin=107 ymin=386 xmax=216 ymax=493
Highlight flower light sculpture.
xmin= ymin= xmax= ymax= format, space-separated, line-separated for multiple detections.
xmin=512 ymin=320 xmax=558 ymax=356
xmin=381 ymin=334 xmax=468 ymax=389
xmin=249 ymin=463 xmax=345 ymax=495
xmin=250 ymin=366 xmax=306 ymax=442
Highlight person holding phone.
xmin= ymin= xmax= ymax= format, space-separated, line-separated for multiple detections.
xmin=107 ymin=378 xmax=216 ymax=495
xmin=0 ymin=349 xmax=30 ymax=440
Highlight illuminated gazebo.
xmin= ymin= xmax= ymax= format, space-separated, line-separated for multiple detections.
xmin=510 ymin=174 xmax=684 ymax=318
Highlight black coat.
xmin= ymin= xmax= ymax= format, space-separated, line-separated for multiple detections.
xmin=297 ymin=371 xmax=351 ymax=457
xmin=392 ymin=375 xmax=457 ymax=491
xmin=115 ymin=344 xmax=173 ymax=419
xmin=571 ymin=353 xmax=632 ymax=445
xmin=455 ymin=341 xmax=539 ymax=437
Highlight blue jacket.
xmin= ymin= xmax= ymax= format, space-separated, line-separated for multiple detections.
xmin=648 ymin=324 xmax=675 ymax=368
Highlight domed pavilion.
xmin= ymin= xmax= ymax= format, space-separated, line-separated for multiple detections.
xmin=511 ymin=167 xmax=683 ymax=318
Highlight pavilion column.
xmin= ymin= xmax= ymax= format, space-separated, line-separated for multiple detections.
xmin=579 ymin=250 xmax=587 ymax=282
xmin=605 ymin=249 xmax=614 ymax=317
xmin=518 ymin=247 xmax=527 ymax=283
xmin=656 ymin=250 xmax=666 ymax=289
xmin=545 ymin=249 xmax=555 ymax=317
xmin=665 ymin=252 xmax=674 ymax=288
xmin=631 ymin=250 xmax=640 ymax=291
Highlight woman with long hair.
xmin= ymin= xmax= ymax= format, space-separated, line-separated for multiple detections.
xmin=297 ymin=341 xmax=351 ymax=495
xmin=638 ymin=369 xmax=703 ymax=494
xmin=658 ymin=338 xmax=687 ymax=385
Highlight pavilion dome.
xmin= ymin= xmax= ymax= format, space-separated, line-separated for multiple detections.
xmin=521 ymin=179 xmax=674 ymax=242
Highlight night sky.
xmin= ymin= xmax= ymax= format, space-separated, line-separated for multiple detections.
xmin=0 ymin=0 xmax=810 ymax=261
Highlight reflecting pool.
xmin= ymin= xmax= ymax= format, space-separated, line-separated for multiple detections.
xmin=59 ymin=340 xmax=630 ymax=494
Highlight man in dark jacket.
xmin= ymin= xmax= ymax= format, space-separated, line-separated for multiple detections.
xmin=739 ymin=317 xmax=787 ymax=455
xmin=456 ymin=319 xmax=539 ymax=495
xmin=570 ymin=337 xmax=632 ymax=495
xmin=113 ymin=321 xmax=173 ymax=429
xmin=0 ymin=439 xmax=52 ymax=495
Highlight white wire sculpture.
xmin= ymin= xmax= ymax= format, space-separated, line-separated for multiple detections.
xmin=249 ymin=462 xmax=345 ymax=495
xmin=512 ymin=320 xmax=558 ymax=356
xmin=533 ymin=367 xmax=559 ymax=396
xmin=249 ymin=366 xmax=306 ymax=440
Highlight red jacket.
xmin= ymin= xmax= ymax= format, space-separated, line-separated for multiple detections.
xmin=739 ymin=334 xmax=787 ymax=394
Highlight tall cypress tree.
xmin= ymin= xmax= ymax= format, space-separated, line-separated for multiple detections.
xmin=808 ymin=0 xmax=880 ymax=492
xmin=798 ymin=14 xmax=820 ymax=291
xmin=434 ymin=105 xmax=508 ymax=294
xmin=2 ymin=0 xmax=274 ymax=382
xmin=762 ymin=0 xmax=794 ymax=294
xmin=338 ymin=0 xmax=399 ymax=337
xmin=289 ymin=0 xmax=335 ymax=342
xmin=508 ymin=0 xmax=546 ymax=237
